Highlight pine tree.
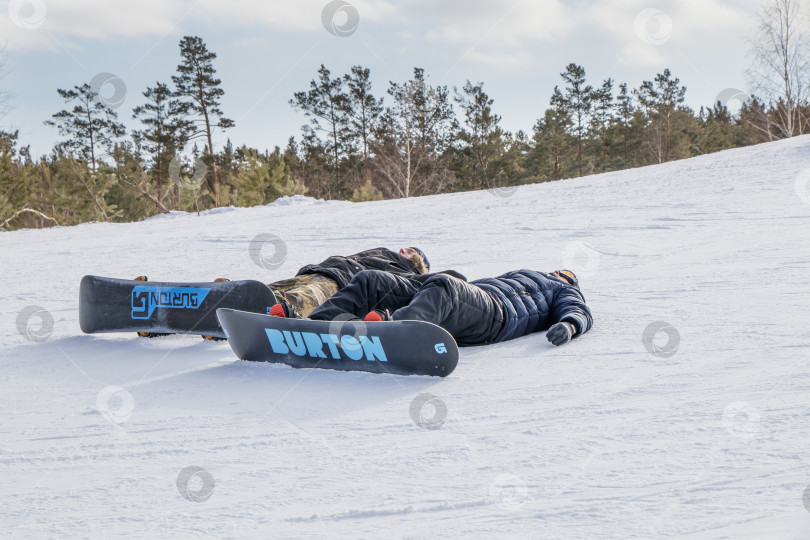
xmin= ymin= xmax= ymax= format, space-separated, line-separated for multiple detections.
xmin=697 ymin=103 xmax=736 ymax=154
xmin=46 ymin=156 xmax=121 ymax=225
xmin=500 ymin=130 xmax=531 ymax=184
xmin=453 ymin=80 xmax=505 ymax=189
xmin=589 ymin=78 xmax=614 ymax=173
xmin=290 ymin=64 xmax=351 ymax=193
xmin=108 ymin=142 xmax=169 ymax=220
xmin=344 ymin=66 xmax=383 ymax=160
xmin=232 ymin=146 xmax=305 ymax=206
xmin=132 ymin=81 xmax=192 ymax=208
xmin=44 ymin=83 xmax=126 ymax=173
xmin=737 ymin=98 xmax=774 ymax=143
xmin=615 ymin=83 xmax=636 ymax=168
xmin=560 ymin=64 xmax=593 ymax=176
xmin=531 ymin=87 xmax=574 ymax=180
xmin=636 ymin=69 xmax=688 ymax=163
xmin=172 ymin=35 xmax=234 ymax=207
xmin=351 ymin=179 xmax=383 ymax=202
xmin=0 ymin=130 xmax=51 ymax=230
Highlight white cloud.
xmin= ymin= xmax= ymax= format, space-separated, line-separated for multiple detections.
xmin=0 ymin=0 xmax=395 ymax=51
xmin=0 ymin=0 xmax=390 ymax=51
xmin=466 ymin=48 xmax=534 ymax=69
xmin=398 ymin=1 xmax=573 ymax=48
xmin=583 ymin=0 xmax=757 ymax=67
xmin=1 ymin=0 xmax=576 ymax=68
xmin=194 ymin=0 xmax=331 ymax=31
xmin=0 ymin=0 xmax=760 ymax=78
xmin=371 ymin=0 xmax=578 ymax=71
xmin=1 ymin=0 xmax=186 ymax=51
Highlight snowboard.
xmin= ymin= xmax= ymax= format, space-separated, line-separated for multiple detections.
xmin=216 ymin=308 xmax=459 ymax=377
xmin=79 ymin=275 xmax=277 ymax=339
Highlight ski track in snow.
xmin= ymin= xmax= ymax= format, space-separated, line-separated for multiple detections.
xmin=2 ymin=138 xmax=810 ymax=538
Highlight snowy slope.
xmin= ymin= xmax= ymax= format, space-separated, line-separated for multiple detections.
xmin=3 ymin=137 xmax=810 ymax=538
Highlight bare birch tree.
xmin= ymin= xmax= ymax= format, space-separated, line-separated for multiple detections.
xmin=747 ymin=0 xmax=809 ymax=138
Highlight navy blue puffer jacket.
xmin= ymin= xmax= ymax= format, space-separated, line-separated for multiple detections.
xmin=475 ymin=270 xmax=593 ymax=343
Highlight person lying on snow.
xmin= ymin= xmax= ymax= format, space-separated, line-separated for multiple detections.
xmin=268 ymin=247 xmax=430 ymax=318
xmin=270 ymin=268 xmax=593 ymax=347
xmin=138 ymin=247 xmax=430 ymax=339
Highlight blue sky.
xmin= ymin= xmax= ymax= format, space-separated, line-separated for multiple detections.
xmin=1 ymin=0 xmax=763 ymax=158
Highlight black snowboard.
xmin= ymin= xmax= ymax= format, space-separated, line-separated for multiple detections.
xmin=216 ymin=308 xmax=459 ymax=377
xmin=79 ymin=275 xmax=277 ymax=339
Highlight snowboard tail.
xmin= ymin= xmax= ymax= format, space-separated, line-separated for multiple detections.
xmin=216 ymin=308 xmax=459 ymax=377
xmin=79 ymin=275 xmax=277 ymax=339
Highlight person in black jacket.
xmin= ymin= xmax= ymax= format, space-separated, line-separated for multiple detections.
xmin=269 ymin=247 xmax=429 ymax=317
xmin=303 ymin=268 xmax=592 ymax=347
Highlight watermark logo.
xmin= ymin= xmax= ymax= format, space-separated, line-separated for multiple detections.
xmin=642 ymin=321 xmax=680 ymax=358
xmin=176 ymin=466 xmax=215 ymax=502
xmin=8 ymin=0 xmax=47 ymax=30
xmin=488 ymin=474 xmax=528 ymax=510
xmin=327 ymin=314 xmax=368 ymax=356
xmin=321 ymin=0 xmax=359 ymax=37
xmin=489 ymin=185 xmax=519 ymax=198
xmin=16 ymin=305 xmax=54 ymax=342
xmin=561 ymin=241 xmax=601 ymax=280
xmin=409 ymin=393 xmax=447 ymax=430
xmin=169 ymin=156 xmax=207 ymax=190
xmin=89 ymin=72 xmax=127 ymax=110
xmin=795 ymin=169 xmax=810 ymax=206
xmin=634 ymin=8 xmax=672 ymax=46
xmin=249 ymin=233 xmax=287 ymax=270
xmin=722 ymin=402 xmax=761 ymax=439
xmin=96 ymin=386 xmax=135 ymax=424
xmin=714 ymin=88 xmax=753 ymax=113
xmin=803 ymin=485 xmax=810 ymax=514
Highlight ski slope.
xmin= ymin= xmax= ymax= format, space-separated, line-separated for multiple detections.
xmin=3 ymin=137 xmax=810 ymax=538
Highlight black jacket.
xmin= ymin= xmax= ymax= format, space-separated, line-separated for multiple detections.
xmin=307 ymin=268 xmax=585 ymax=346
xmin=296 ymin=248 xmax=423 ymax=289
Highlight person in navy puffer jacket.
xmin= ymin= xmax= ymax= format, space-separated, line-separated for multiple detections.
xmin=306 ymin=268 xmax=592 ymax=347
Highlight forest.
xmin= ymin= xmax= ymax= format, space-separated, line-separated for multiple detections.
xmin=1 ymin=0 xmax=808 ymax=230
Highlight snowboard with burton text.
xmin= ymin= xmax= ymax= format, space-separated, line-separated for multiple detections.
xmin=216 ymin=308 xmax=459 ymax=377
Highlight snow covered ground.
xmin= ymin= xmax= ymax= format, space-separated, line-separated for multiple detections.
xmin=3 ymin=137 xmax=810 ymax=538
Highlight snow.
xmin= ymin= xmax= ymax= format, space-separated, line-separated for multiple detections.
xmin=3 ymin=137 xmax=810 ymax=538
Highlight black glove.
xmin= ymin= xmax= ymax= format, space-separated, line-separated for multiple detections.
xmin=546 ymin=322 xmax=576 ymax=346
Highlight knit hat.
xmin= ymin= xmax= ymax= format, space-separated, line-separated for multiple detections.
xmin=410 ymin=247 xmax=429 ymax=271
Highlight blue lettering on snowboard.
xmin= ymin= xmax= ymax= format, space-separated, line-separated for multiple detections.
xmin=264 ymin=329 xmax=388 ymax=363
xmin=131 ymin=286 xmax=211 ymax=319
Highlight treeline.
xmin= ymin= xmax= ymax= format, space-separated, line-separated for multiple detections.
xmin=285 ymin=62 xmax=808 ymax=202
xmin=1 ymin=30 xmax=809 ymax=230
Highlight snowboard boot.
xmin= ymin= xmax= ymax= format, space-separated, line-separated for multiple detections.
xmin=134 ymin=276 xmax=170 ymax=338
xmin=268 ymin=300 xmax=302 ymax=319
xmin=202 ymin=278 xmax=231 ymax=341
xmin=363 ymin=309 xmax=391 ymax=322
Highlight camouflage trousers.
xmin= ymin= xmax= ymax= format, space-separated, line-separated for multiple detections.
xmin=268 ymin=273 xmax=339 ymax=318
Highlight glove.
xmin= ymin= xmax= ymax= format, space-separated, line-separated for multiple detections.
xmin=546 ymin=322 xmax=576 ymax=346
